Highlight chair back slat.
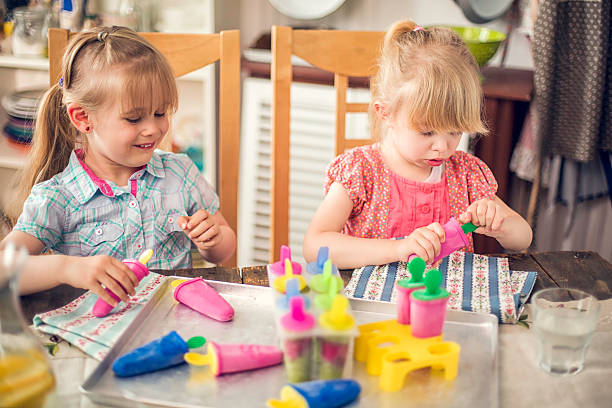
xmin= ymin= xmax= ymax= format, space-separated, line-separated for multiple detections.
xmin=270 ymin=26 xmax=384 ymax=261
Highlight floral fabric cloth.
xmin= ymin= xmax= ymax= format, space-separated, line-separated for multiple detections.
xmin=33 ymin=273 xmax=166 ymax=361
xmin=344 ymin=252 xmax=537 ymax=324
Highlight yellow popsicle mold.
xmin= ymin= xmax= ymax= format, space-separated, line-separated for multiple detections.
xmin=138 ymin=248 xmax=153 ymax=265
xmin=266 ymin=385 xmax=308 ymax=408
xmin=354 ymin=319 xmax=460 ymax=392
xmin=273 ymin=259 xmax=307 ymax=294
xmin=184 ymin=344 xmax=220 ymax=375
xmin=319 ymin=295 xmax=355 ymax=331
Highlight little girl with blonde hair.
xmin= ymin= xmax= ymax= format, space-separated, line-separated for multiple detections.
xmin=0 ymin=26 xmax=236 ymax=307
xmin=304 ymin=20 xmax=532 ymax=269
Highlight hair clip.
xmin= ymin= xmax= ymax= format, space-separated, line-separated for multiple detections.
xmin=58 ymin=76 xmax=64 ymax=88
xmin=97 ymin=31 xmax=109 ymax=42
xmin=413 ymin=26 xmax=425 ymax=32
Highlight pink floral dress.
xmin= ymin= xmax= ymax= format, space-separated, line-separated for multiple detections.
xmin=325 ymin=143 xmax=498 ymax=251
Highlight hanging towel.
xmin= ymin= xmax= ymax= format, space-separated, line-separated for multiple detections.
xmin=33 ymin=273 xmax=166 ymax=361
xmin=344 ymin=252 xmax=537 ymax=324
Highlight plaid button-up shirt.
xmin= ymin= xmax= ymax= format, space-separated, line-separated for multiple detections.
xmin=15 ymin=150 xmax=219 ymax=269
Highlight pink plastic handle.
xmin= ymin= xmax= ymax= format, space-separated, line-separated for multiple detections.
xmin=433 ymin=218 xmax=469 ymax=263
xmin=92 ymin=259 xmax=149 ymax=318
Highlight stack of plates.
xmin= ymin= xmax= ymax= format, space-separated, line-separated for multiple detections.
xmin=2 ymin=88 xmax=45 ymax=147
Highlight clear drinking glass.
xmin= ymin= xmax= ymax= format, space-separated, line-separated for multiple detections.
xmin=532 ymin=288 xmax=600 ymax=376
xmin=0 ymin=244 xmax=55 ymax=407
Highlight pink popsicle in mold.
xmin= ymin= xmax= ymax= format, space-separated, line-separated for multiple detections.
xmin=92 ymin=249 xmax=152 ymax=318
xmin=269 ymin=245 xmax=302 ymax=279
xmin=280 ymin=296 xmax=316 ymax=382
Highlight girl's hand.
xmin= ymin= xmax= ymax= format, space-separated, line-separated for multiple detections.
xmin=458 ymin=198 xmax=508 ymax=238
xmin=60 ymin=255 xmax=138 ymax=307
xmin=178 ymin=210 xmax=223 ymax=251
xmin=395 ymin=222 xmax=445 ymax=264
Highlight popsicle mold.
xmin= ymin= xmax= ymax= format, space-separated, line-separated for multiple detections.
xmin=432 ymin=218 xmax=472 ymax=263
xmin=314 ymin=274 xmax=341 ymax=311
xmin=267 ymin=379 xmax=361 ymax=408
xmin=273 ymin=259 xmax=307 ymax=294
xmin=410 ymin=269 xmax=450 ymax=338
xmin=112 ymin=331 xmax=188 ymax=377
xmin=354 ymin=319 xmax=460 ymax=391
xmin=269 ymin=245 xmax=303 ymax=279
xmin=92 ymin=249 xmax=153 ymax=318
xmin=277 ymin=278 xmax=310 ymax=310
xmin=395 ymin=257 xmax=426 ymax=325
xmin=184 ymin=341 xmax=283 ymax=376
xmin=173 ymin=277 xmax=234 ymax=322
xmin=270 ymin=247 xmax=358 ymax=383
xmin=319 ymin=296 xmax=355 ymax=332
xmin=281 ymin=296 xmax=315 ymax=332
xmin=308 ymin=259 xmax=344 ymax=294
xmin=305 ymin=246 xmax=331 ymax=275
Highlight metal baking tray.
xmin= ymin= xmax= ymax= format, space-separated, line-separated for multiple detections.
xmin=81 ymin=278 xmax=498 ymax=407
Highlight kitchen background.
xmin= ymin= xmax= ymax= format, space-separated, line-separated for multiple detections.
xmin=0 ymin=0 xmax=610 ymax=266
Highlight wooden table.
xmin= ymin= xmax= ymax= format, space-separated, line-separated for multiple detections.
xmin=17 ymin=250 xmax=612 ymax=408
xmin=20 ymin=251 xmax=612 ymax=322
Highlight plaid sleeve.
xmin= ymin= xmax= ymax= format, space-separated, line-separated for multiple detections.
xmin=176 ymin=154 xmax=220 ymax=216
xmin=13 ymin=181 xmax=67 ymax=250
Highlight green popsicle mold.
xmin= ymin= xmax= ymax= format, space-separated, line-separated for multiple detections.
xmin=397 ymin=257 xmax=427 ymax=289
xmin=411 ymin=269 xmax=449 ymax=301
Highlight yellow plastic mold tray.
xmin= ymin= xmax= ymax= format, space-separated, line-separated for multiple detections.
xmin=354 ymin=319 xmax=460 ymax=391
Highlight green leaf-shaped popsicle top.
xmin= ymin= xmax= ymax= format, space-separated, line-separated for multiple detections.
xmin=408 ymin=257 xmax=426 ymax=283
xmin=411 ymin=269 xmax=449 ymax=301
xmin=424 ymin=269 xmax=442 ymax=295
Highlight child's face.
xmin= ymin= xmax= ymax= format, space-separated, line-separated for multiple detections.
xmin=86 ymin=101 xmax=170 ymax=170
xmin=386 ymin=115 xmax=462 ymax=169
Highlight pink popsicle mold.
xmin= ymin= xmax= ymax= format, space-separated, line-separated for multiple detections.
xmin=92 ymin=259 xmax=149 ymax=318
xmin=269 ymin=245 xmax=302 ymax=277
xmin=433 ymin=218 xmax=470 ymax=264
xmin=280 ymin=296 xmax=315 ymax=332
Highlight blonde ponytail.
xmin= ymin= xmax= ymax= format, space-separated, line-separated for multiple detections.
xmin=9 ymin=84 xmax=78 ymax=222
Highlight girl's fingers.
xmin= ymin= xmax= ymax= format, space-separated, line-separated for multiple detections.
xmin=98 ymin=274 xmax=129 ymax=304
xmin=91 ymin=284 xmax=119 ymax=307
xmin=187 ymin=219 xmax=212 ymax=239
xmin=113 ymin=258 xmax=139 ymax=287
xmin=491 ymin=215 xmax=504 ymax=232
xmin=194 ymin=225 xmax=218 ymax=242
xmin=187 ymin=210 xmax=210 ymax=229
xmin=420 ymin=228 xmax=441 ymax=257
xmin=475 ymin=203 xmax=487 ymax=226
xmin=177 ymin=215 xmax=190 ymax=229
xmin=485 ymin=202 xmax=496 ymax=231
xmin=427 ymin=223 xmax=446 ymax=242
xmin=107 ymin=265 xmax=136 ymax=296
xmin=415 ymin=236 xmax=435 ymax=262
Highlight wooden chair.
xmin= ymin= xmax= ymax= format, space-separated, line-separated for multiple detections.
xmin=48 ymin=28 xmax=241 ymax=266
xmin=270 ymin=26 xmax=384 ymax=262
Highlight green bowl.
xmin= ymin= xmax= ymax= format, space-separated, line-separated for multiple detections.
xmin=437 ymin=26 xmax=506 ymax=67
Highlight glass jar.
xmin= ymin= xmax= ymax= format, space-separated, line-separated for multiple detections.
xmin=12 ymin=6 xmax=49 ymax=57
xmin=0 ymin=244 xmax=55 ymax=407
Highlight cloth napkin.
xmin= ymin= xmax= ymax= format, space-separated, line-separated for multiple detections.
xmin=344 ymin=251 xmax=537 ymax=324
xmin=33 ymin=273 xmax=166 ymax=361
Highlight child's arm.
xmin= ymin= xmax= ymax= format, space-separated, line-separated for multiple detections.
xmin=177 ymin=210 xmax=236 ymax=264
xmin=458 ymin=196 xmax=533 ymax=251
xmin=0 ymin=230 xmax=138 ymax=306
xmin=303 ymin=182 xmax=445 ymax=269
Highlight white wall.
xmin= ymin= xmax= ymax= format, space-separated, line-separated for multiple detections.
xmin=236 ymin=0 xmax=533 ymax=69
